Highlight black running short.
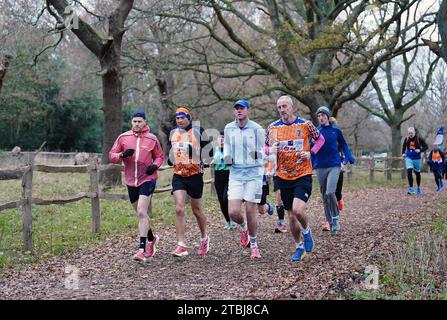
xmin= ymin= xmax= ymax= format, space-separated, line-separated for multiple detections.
xmin=127 ymin=180 xmax=156 ymax=204
xmin=277 ymin=175 xmax=312 ymax=210
xmin=171 ymin=173 xmax=204 ymax=199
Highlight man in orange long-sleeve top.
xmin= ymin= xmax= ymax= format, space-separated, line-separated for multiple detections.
xmin=109 ymin=108 xmax=164 ymax=262
xmin=266 ymin=96 xmax=325 ymax=262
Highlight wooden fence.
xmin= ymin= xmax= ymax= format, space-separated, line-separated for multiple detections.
xmin=346 ymin=156 xmax=409 ymax=183
xmin=0 ymin=157 xmax=213 ymax=252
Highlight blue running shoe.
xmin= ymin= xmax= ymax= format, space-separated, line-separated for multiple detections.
xmin=416 ymin=186 xmax=422 ymax=195
xmin=437 ymin=186 xmax=442 ymax=192
xmin=303 ymin=229 xmax=314 ymax=253
xmin=266 ymin=201 xmax=274 ymax=216
xmin=292 ymin=247 xmax=306 ymax=262
xmin=407 ymin=187 xmax=415 ymax=195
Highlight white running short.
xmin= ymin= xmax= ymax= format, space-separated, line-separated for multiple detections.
xmin=227 ymin=179 xmax=263 ymax=203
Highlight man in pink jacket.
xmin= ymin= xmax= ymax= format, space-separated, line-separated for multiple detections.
xmin=109 ymin=108 xmax=164 ymax=262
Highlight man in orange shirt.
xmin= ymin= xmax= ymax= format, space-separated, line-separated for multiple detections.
xmin=266 ymin=96 xmax=325 ymax=262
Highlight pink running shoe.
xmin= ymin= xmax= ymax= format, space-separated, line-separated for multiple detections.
xmin=146 ymin=235 xmax=160 ymax=258
xmin=172 ymin=244 xmax=189 ymax=257
xmin=240 ymin=229 xmax=249 ymax=247
xmin=197 ymin=236 xmax=210 ymax=256
xmin=274 ymin=224 xmax=287 ymax=233
xmin=132 ymin=250 xmax=147 ymax=262
xmin=250 ymin=246 xmax=261 ymax=259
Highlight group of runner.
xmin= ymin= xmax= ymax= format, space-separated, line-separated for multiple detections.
xmin=109 ymin=96 xmax=356 ymax=262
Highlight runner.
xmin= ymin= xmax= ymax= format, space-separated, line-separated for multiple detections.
xmin=109 ymin=108 xmax=164 ymax=262
xmin=402 ymin=127 xmax=428 ymax=195
xmin=314 ymin=107 xmax=355 ymax=236
xmin=212 ymin=131 xmax=237 ymax=229
xmin=330 ymin=117 xmax=346 ymax=213
xmin=427 ymin=143 xmax=445 ymax=192
xmin=168 ymin=106 xmax=210 ymax=257
xmin=265 ymin=95 xmax=325 ymax=262
xmin=224 ymin=99 xmax=265 ymax=259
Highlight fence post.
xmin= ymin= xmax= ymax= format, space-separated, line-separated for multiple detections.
xmin=369 ymin=158 xmax=375 ymax=183
xmin=21 ymin=164 xmax=33 ymax=252
xmin=386 ymin=157 xmax=392 ymax=181
xmin=401 ymin=158 xmax=406 ymax=180
xmin=89 ymin=160 xmax=101 ymax=233
xmin=210 ymin=166 xmax=216 ymax=199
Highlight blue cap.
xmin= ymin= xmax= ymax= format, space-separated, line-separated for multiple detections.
xmin=233 ymin=99 xmax=250 ymax=109
xmin=131 ymin=108 xmax=146 ymax=120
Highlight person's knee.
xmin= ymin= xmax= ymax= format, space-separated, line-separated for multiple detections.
xmin=175 ymin=205 xmax=185 ymax=216
xmin=136 ymin=209 xmax=148 ymax=220
xmin=407 ymin=168 xmax=413 ymax=174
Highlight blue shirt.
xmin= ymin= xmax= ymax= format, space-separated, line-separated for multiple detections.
xmin=313 ymin=123 xmax=355 ymax=169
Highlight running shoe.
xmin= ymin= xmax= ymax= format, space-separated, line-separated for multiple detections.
xmin=133 ymin=250 xmax=147 ymax=262
xmin=303 ymin=229 xmax=314 ymax=253
xmin=240 ymin=229 xmax=249 ymax=247
xmin=250 ymin=246 xmax=261 ymax=259
xmin=338 ymin=199 xmax=344 ymax=211
xmin=274 ymin=224 xmax=287 ymax=233
xmin=408 ymin=187 xmax=415 ymax=194
xmin=322 ymin=222 xmax=330 ymax=231
xmin=172 ymin=244 xmax=189 ymax=257
xmin=266 ymin=201 xmax=274 ymax=216
xmin=416 ymin=186 xmax=422 ymax=195
xmin=197 ymin=236 xmax=210 ymax=256
xmin=145 ymin=235 xmax=160 ymax=258
xmin=292 ymin=247 xmax=306 ymax=262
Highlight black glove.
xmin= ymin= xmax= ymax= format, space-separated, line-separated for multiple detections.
xmin=120 ymin=149 xmax=134 ymax=158
xmin=146 ymin=164 xmax=158 ymax=175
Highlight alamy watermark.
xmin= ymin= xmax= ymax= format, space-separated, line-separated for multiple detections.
xmin=63 ymin=6 xmax=79 ymax=30
xmin=64 ymin=264 xmax=80 ymax=290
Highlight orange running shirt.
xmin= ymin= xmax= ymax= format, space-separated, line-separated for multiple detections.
xmin=266 ymin=118 xmax=320 ymax=180
xmin=170 ymin=127 xmax=203 ymax=177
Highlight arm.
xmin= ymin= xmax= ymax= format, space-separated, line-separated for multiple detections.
xmin=109 ymin=137 xmax=123 ymax=164
xmin=338 ymin=130 xmax=355 ymax=164
xmin=306 ymin=121 xmax=325 ymax=155
xmin=402 ymin=138 xmax=407 ymax=156
xmin=223 ymin=127 xmax=232 ymax=165
xmin=420 ymin=137 xmax=428 ymax=153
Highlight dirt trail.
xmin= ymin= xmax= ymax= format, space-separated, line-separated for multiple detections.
xmin=1 ymin=184 xmax=444 ymax=299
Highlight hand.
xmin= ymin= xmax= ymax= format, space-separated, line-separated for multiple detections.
xmin=269 ymin=142 xmax=279 ymax=154
xmin=120 ymin=149 xmax=134 ymax=158
xmin=341 ymin=163 xmax=347 ymax=172
xmin=299 ymin=151 xmax=311 ymax=159
xmin=415 ymin=149 xmax=421 ymax=153
xmin=145 ymin=164 xmax=158 ymax=175
xmin=402 ymin=153 xmax=406 ymax=158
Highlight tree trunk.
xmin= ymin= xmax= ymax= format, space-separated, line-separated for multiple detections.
xmin=0 ymin=54 xmax=12 ymax=95
xmin=156 ymin=75 xmax=175 ymax=157
xmin=99 ymin=53 xmax=123 ymax=186
xmin=390 ymin=123 xmax=402 ymax=169
xmin=438 ymin=0 xmax=447 ymax=62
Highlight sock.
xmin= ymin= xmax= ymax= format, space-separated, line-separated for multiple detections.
xmin=276 ymin=204 xmax=285 ymax=220
xmin=201 ymin=235 xmax=208 ymax=241
xmin=147 ymin=229 xmax=154 ymax=242
xmin=178 ymin=241 xmax=187 ymax=247
xmin=278 ymin=219 xmax=286 ymax=226
xmin=240 ymin=222 xmax=248 ymax=231
xmin=296 ymin=242 xmax=304 ymax=249
xmin=249 ymin=236 xmax=257 ymax=248
xmin=139 ymin=237 xmax=147 ymax=252
xmin=301 ymin=227 xmax=310 ymax=235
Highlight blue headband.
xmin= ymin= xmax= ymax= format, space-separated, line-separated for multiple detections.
xmin=176 ymin=112 xmax=191 ymax=120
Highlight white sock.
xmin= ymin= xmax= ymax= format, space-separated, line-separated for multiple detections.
xmin=301 ymin=227 xmax=310 ymax=235
xmin=249 ymin=236 xmax=257 ymax=248
xmin=240 ymin=222 xmax=248 ymax=231
xmin=200 ymin=235 xmax=208 ymax=241
xmin=178 ymin=241 xmax=187 ymax=247
xmin=296 ymin=242 xmax=304 ymax=249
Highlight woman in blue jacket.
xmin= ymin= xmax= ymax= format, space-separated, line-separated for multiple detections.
xmin=314 ymin=106 xmax=355 ymax=236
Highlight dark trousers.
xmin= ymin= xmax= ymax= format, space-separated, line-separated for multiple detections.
xmin=335 ymin=171 xmax=344 ymax=202
xmin=214 ymin=170 xmax=230 ymax=222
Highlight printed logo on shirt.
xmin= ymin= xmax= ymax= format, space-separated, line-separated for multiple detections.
xmin=297 ymin=129 xmax=302 ymax=136
xmin=279 ymin=139 xmax=304 ymax=152
xmin=304 ymin=193 xmax=309 ymax=199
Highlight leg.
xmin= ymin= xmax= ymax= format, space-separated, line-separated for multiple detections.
xmin=316 ymin=168 xmax=331 ymax=224
xmin=245 ymin=201 xmax=258 ymax=240
xmin=173 ymin=190 xmax=187 ymax=245
xmin=190 ymin=197 xmax=207 ymax=238
xmin=407 ymin=168 xmax=414 ymax=188
xmin=335 ymin=171 xmax=343 ymax=202
xmin=229 ymin=200 xmax=244 ymax=224
xmin=214 ymin=171 xmax=230 ymax=222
